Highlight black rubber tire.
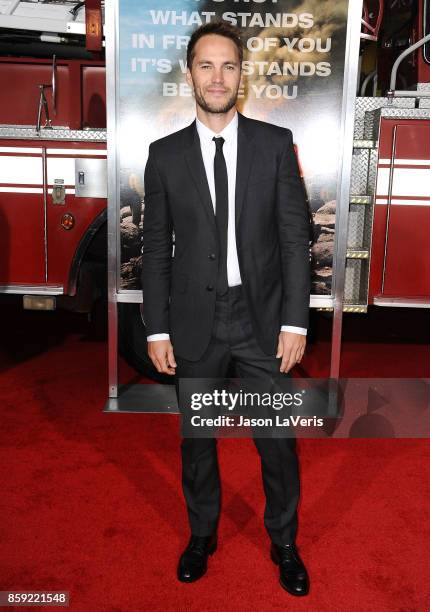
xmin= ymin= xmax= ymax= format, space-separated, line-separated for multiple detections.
xmin=117 ymin=302 xmax=173 ymax=384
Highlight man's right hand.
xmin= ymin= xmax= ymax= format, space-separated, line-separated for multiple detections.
xmin=147 ymin=339 xmax=177 ymax=375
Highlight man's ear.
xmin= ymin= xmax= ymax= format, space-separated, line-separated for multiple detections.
xmin=186 ymin=68 xmax=193 ymax=89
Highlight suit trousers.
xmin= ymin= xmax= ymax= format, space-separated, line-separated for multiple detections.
xmin=175 ymin=285 xmax=300 ymax=546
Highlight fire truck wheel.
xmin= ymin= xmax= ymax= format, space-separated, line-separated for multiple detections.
xmin=118 ymin=302 xmax=173 ymax=384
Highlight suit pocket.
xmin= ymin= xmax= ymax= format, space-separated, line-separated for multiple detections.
xmin=171 ymin=272 xmax=188 ymax=295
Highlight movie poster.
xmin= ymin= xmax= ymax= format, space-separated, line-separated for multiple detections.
xmin=117 ymin=0 xmax=349 ymax=297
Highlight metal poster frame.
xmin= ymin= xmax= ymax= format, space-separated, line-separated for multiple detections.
xmin=105 ymin=0 xmax=363 ymax=409
xmin=330 ymin=0 xmax=363 ymax=378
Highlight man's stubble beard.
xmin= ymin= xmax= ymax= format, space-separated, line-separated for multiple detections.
xmin=194 ymin=85 xmax=239 ymax=115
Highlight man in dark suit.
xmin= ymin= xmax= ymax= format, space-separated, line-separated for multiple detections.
xmin=142 ymin=21 xmax=311 ymax=596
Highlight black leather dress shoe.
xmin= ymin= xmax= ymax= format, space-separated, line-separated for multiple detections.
xmin=270 ymin=542 xmax=309 ymax=596
xmin=177 ymin=533 xmax=217 ymax=583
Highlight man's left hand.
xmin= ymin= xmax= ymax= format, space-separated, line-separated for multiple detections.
xmin=276 ymin=331 xmax=306 ymax=373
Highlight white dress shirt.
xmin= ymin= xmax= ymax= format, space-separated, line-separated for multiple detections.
xmin=147 ymin=111 xmax=306 ymax=341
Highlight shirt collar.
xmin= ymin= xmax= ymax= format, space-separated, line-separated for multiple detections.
xmin=196 ymin=111 xmax=238 ymax=145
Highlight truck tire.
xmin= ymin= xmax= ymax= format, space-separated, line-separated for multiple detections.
xmin=117 ymin=302 xmax=173 ymax=384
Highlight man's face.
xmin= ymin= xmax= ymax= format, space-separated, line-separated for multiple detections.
xmin=186 ymin=34 xmax=242 ymax=114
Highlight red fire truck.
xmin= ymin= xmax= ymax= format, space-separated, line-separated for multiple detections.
xmin=0 ymin=3 xmax=106 ymax=301
xmin=345 ymin=0 xmax=430 ymax=313
xmin=0 ymin=0 xmax=429 ymax=380
xmin=0 ymin=1 xmax=154 ymax=376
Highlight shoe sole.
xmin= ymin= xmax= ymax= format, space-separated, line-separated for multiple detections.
xmin=278 ymin=579 xmax=309 ymax=597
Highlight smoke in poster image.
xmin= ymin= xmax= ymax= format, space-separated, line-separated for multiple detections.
xmin=118 ymin=0 xmax=349 ymax=294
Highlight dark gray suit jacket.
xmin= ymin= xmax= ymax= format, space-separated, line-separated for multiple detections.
xmin=141 ymin=112 xmax=311 ymax=361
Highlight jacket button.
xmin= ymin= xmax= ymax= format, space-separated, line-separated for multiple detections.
xmin=208 ymin=253 xmax=216 ymax=260
xmin=206 ymin=284 xmax=214 ymax=291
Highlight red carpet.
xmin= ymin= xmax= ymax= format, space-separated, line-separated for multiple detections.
xmin=1 ymin=301 xmax=429 ymax=611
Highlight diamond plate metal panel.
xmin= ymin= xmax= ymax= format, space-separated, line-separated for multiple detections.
xmin=344 ymin=259 xmax=369 ymax=304
xmin=379 ymin=107 xmax=430 ymax=120
xmin=367 ymin=149 xmax=378 ymax=196
xmin=363 ymin=109 xmax=380 ymax=141
xmin=346 ymin=100 xmax=386 ymax=310
xmin=388 ymin=98 xmax=416 ymax=107
xmin=354 ymin=97 xmax=386 ymax=139
xmin=0 ymin=126 xmax=107 ymax=142
xmin=344 ymin=259 xmax=362 ymax=303
xmin=419 ymin=98 xmax=430 ymax=108
xmin=350 ymin=148 xmax=372 ymax=195
xmin=347 ymin=204 xmax=366 ymax=248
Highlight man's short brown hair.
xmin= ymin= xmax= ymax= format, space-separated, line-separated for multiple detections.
xmin=186 ymin=21 xmax=244 ymax=69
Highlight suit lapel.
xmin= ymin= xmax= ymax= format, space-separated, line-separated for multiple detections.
xmin=235 ymin=113 xmax=256 ymax=230
xmin=183 ymin=114 xmax=256 ymax=233
xmin=183 ymin=121 xmax=216 ymax=231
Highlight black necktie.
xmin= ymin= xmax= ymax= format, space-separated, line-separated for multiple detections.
xmin=213 ymin=136 xmax=229 ymax=296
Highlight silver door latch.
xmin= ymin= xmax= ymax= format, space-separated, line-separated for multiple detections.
xmin=52 ymin=179 xmax=65 ymax=205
